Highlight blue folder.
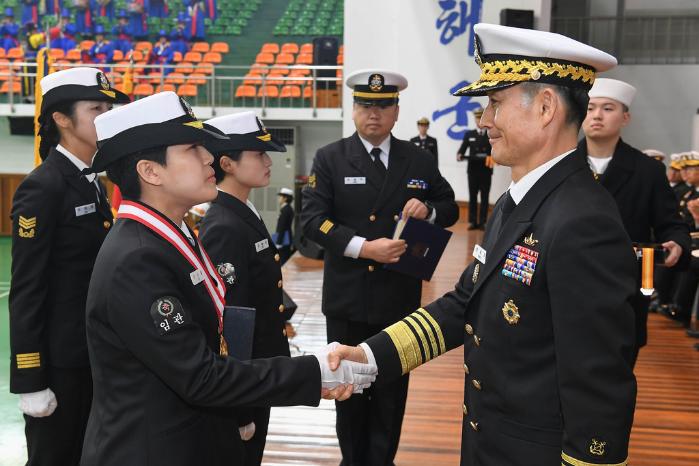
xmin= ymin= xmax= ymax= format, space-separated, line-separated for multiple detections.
xmin=223 ymin=306 xmax=256 ymax=361
xmin=384 ymin=216 xmax=452 ymax=281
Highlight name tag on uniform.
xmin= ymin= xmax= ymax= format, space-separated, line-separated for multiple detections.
xmin=190 ymin=269 xmax=205 ymax=285
xmin=473 ymin=244 xmax=487 ymax=264
xmin=344 ymin=176 xmax=366 ymax=185
xmin=75 ymin=203 xmax=96 ymax=217
xmin=469 ymin=137 xmax=476 ymax=142
xmin=254 ymin=238 xmax=269 ymax=253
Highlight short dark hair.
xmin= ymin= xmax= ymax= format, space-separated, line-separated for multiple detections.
xmin=38 ymin=100 xmax=77 ymax=161
xmin=520 ymin=82 xmax=589 ymax=129
xmin=212 ymin=151 xmax=242 ymax=183
xmin=106 ymin=146 xmax=168 ymax=200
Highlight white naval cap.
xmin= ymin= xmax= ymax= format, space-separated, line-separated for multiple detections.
xmin=345 ymin=69 xmax=408 ymax=105
xmin=642 ymin=149 xmax=665 ymax=161
xmin=670 ymin=152 xmax=684 ymax=170
xmin=455 ymin=23 xmax=617 ymax=96
xmin=278 ymin=187 xmax=294 ymax=196
xmin=204 ymin=111 xmax=286 ymax=153
xmin=90 ymin=91 xmax=226 ymax=173
xmin=588 ymin=78 xmax=637 ymax=108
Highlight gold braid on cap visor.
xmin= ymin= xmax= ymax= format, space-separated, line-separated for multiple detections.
xmin=460 ymin=57 xmax=596 ymax=93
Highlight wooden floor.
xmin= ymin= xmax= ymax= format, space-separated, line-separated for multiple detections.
xmin=268 ymin=222 xmax=699 ymax=466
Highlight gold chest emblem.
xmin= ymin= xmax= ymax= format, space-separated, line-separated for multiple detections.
xmin=523 ymin=233 xmax=538 ymax=247
xmin=502 ymin=300 xmax=520 ymax=325
xmin=589 ymin=439 xmax=606 ymax=456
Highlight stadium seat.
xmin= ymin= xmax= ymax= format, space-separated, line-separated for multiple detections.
xmin=273 ymin=67 xmax=290 ymax=75
xmin=0 ymin=81 xmax=21 ymax=93
xmin=109 ymin=72 xmax=123 ymax=84
xmin=149 ymin=72 xmax=163 ymax=84
xmin=235 ymin=85 xmax=257 ymax=98
xmin=211 ymin=42 xmax=230 ymax=54
xmin=173 ymin=51 xmax=183 ymax=63
xmin=6 ymin=48 xmax=23 ymax=60
xmin=303 ymin=86 xmax=313 ymax=99
xmin=265 ymin=73 xmax=285 ymax=86
xmin=255 ymin=52 xmax=275 ymax=65
xmin=177 ymin=84 xmax=198 ymax=97
xmin=195 ymin=63 xmax=214 ymax=75
xmin=280 ymin=85 xmax=301 ymax=98
xmin=133 ymin=83 xmax=154 ymax=97
xmin=191 ymin=42 xmax=210 ymax=54
xmin=129 ymin=50 xmax=145 ymax=62
xmin=80 ymin=40 xmax=95 ymax=51
xmin=165 ymin=73 xmax=186 ymax=85
xmin=187 ymin=74 xmax=207 ymax=85
xmin=0 ymin=49 xmax=5 ymax=59
xmin=135 ymin=41 xmax=153 ymax=53
xmin=295 ymin=53 xmax=313 ymax=65
xmin=112 ymin=50 xmax=124 ymax=61
xmin=49 ymin=49 xmax=64 ymax=60
xmin=261 ymin=43 xmax=279 ymax=54
xmin=243 ymin=73 xmax=263 ymax=85
xmin=184 ymin=52 xmax=202 ymax=63
xmin=337 ymin=54 xmax=343 ymax=65
xmin=177 ymin=62 xmax=194 ymax=74
xmin=54 ymin=60 xmax=71 ymax=70
xmin=257 ymin=85 xmax=279 ymax=97
xmin=289 ymin=68 xmax=310 ymax=77
xmin=300 ymin=43 xmax=313 ymax=54
xmin=65 ymin=49 xmax=82 ymax=61
xmin=156 ymin=84 xmax=176 ymax=93
xmin=281 ymin=43 xmax=299 ymax=54
xmin=202 ymin=52 xmax=222 ymax=64
xmin=250 ymin=63 xmax=270 ymax=74
xmin=275 ymin=53 xmax=295 ymax=65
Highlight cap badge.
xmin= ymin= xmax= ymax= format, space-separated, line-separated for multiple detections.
xmin=179 ymin=97 xmax=196 ymax=120
xmin=368 ymin=73 xmax=384 ymax=92
xmin=96 ymin=71 xmax=111 ymax=90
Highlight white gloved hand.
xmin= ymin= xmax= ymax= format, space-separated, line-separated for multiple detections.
xmin=238 ymin=422 xmax=256 ymax=441
xmin=18 ymin=388 xmax=57 ymax=418
xmin=314 ymin=342 xmax=378 ymax=394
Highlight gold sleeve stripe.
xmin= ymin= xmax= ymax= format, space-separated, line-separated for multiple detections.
xmin=403 ymin=315 xmax=430 ymax=362
xmin=16 ymin=353 xmax=41 ymax=369
xmin=18 ymin=216 xmax=37 ymax=228
xmin=415 ymin=308 xmax=446 ymax=354
xmin=408 ymin=312 xmax=438 ymax=360
xmin=16 ymin=352 xmax=41 ymax=359
xmin=384 ymin=321 xmax=422 ymax=375
xmin=17 ymin=361 xmax=41 ymax=369
xmin=319 ymin=219 xmax=334 ymax=234
xmin=561 ymin=452 xmax=627 ymax=466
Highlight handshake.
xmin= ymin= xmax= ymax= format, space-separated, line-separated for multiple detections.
xmin=314 ymin=342 xmax=376 ymax=401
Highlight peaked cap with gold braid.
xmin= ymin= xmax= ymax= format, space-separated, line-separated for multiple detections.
xmin=455 ymin=23 xmax=617 ymax=97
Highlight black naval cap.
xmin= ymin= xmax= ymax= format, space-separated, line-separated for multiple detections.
xmin=88 ymin=91 xmax=228 ymax=174
xmin=345 ymin=69 xmax=408 ymax=107
xmin=39 ymin=67 xmax=130 ymax=125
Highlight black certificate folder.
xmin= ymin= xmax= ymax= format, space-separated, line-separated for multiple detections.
xmin=384 ymin=217 xmax=452 ymax=281
xmin=223 ymin=306 xmax=256 ymax=361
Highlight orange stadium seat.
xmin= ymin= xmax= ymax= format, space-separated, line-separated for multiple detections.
xmin=202 ymin=52 xmax=222 ymax=64
xmin=264 ymin=73 xmax=285 ymax=86
xmin=187 ymin=73 xmax=206 ymax=85
xmin=289 ymin=68 xmax=310 ymax=76
xmin=173 ymin=51 xmax=183 ymax=63
xmin=280 ymin=85 xmax=301 ymax=98
xmin=165 ymin=73 xmax=186 ymax=85
xmin=177 ymin=62 xmax=194 ymax=74
xmin=303 ymin=86 xmax=313 ymax=99
xmin=191 ymin=42 xmax=210 ymax=54
xmin=257 ymin=85 xmax=279 ymax=97
xmin=49 ymin=48 xmax=65 ymax=60
xmin=128 ymin=50 xmax=144 ymax=62
xmin=235 ymin=85 xmax=256 ymax=98
xmin=0 ymin=81 xmax=21 ymax=93
xmin=255 ymin=52 xmax=275 ymax=65
xmin=80 ymin=40 xmax=95 ymax=50
xmin=250 ymin=63 xmax=269 ymax=75
xmin=149 ymin=72 xmax=163 ymax=84
xmin=281 ymin=43 xmax=299 ymax=54
xmin=261 ymin=43 xmax=279 ymax=54
xmin=156 ymin=84 xmax=176 ymax=93
xmin=300 ymin=43 xmax=313 ymax=54
xmin=211 ymin=42 xmax=229 ymax=54
xmin=53 ymin=59 xmax=71 ymax=70
xmin=134 ymin=83 xmax=154 ymax=96
xmin=0 ymin=49 xmax=5 ymax=59
xmin=273 ymin=67 xmax=289 ymax=75
xmin=339 ymin=45 xmax=344 ymax=54
xmin=296 ymin=53 xmax=313 ymax=65
xmin=243 ymin=73 xmax=263 ymax=85
xmin=65 ymin=49 xmax=82 ymax=61
xmin=7 ymin=48 xmax=23 ymax=60
xmin=177 ymin=84 xmax=198 ymax=97
xmin=112 ymin=50 xmax=124 ymax=61
xmin=135 ymin=41 xmax=153 ymax=53
xmin=275 ymin=53 xmax=294 ymax=65
xmin=337 ymin=54 xmax=344 ymax=65
xmin=195 ymin=62 xmax=214 ymax=75
xmin=109 ymin=71 xmax=123 ymax=84
xmin=184 ymin=52 xmax=202 ymax=63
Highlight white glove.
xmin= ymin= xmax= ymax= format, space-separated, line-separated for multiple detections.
xmin=18 ymin=388 xmax=57 ymax=418
xmin=238 ymin=422 xmax=255 ymax=441
xmin=314 ymin=342 xmax=378 ymax=394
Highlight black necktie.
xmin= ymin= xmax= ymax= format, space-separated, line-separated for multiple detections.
xmin=371 ymin=147 xmax=386 ymax=179
xmin=498 ymin=191 xmax=516 ymax=234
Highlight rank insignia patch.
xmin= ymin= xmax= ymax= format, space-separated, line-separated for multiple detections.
xmin=217 ymin=262 xmax=237 ymax=285
xmin=18 ymin=216 xmax=36 ymax=238
xmin=150 ymin=296 xmax=190 ymax=335
xmin=319 ymin=219 xmax=334 ymax=234
xmin=501 ymin=244 xmax=539 ymax=286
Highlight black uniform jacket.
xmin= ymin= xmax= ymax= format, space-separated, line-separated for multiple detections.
xmin=576 ymin=138 xmax=690 ymax=257
xmin=9 ymin=147 xmax=113 ymax=393
xmin=366 ymin=150 xmax=637 ymax=466
xmin=673 ymin=182 xmax=691 ymax=202
xmin=274 ymin=202 xmax=294 ymax=247
xmin=409 ymin=134 xmax=439 ymax=164
xmin=679 ymin=187 xmax=699 ymax=231
xmin=82 ymin=203 xmax=320 ymax=466
xmin=458 ymin=129 xmax=492 ymax=175
xmin=199 ymin=191 xmax=290 ymax=359
xmin=301 ymin=132 xmax=459 ymax=326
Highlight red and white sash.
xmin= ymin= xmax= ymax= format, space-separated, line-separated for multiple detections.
xmin=117 ymin=200 xmax=225 ymax=333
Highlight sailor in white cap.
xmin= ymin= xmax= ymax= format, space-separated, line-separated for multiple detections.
xmin=274 ymin=187 xmax=295 ymax=262
xmin=301 ymin=68 xmax=459 ymax=466
xmin=667 ymin=152 xmax=691 ymax=200
xmin=328 ymin=23 xmax=640 ymax=466
xmin=197 ymin=111 xmax=290 ymax=466
xmin=580 ymin=77 xmax=690 ymax=361
xmin=80 ymin=94 xmax=377 ymax=466
xmin=8 ymin=67 xmax=130 ymax=466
